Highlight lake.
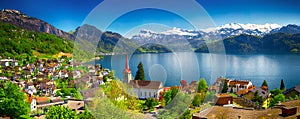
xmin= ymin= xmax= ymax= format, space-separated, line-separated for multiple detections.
xmin=94 ymin=52 xmax=300 ymax=90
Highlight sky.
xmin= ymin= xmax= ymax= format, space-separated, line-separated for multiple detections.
xmin=1 ymin=0 xmax=300 ymax=35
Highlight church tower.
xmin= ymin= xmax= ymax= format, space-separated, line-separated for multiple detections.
xmin=123 ymin=53 xmax=133 ymax=84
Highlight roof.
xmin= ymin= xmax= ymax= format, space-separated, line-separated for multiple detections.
xmin=215 ymin=93 xmax=232 ymax=98
xmin=67 ymin=100 xmax=84 ymax=110
xmin=283 ymin=85 xmax=300 ymax=94
xmin=236 ymin=89 xmax=249 ymax=95
xmin=36 ymin=97 xmax=49 ymax=102
xmin=228 ymin=80 xmax=250 ymax=85
xmin=251 ymin=87 xmax=269 ymax=98
xmin=128 ymin=80 xmax=162 ymax=89
xmin=294 ymin=85 xmax=300 ymax=92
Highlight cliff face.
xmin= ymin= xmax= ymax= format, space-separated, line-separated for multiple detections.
xmin=0 ymin=9 xmax=73 ymax=40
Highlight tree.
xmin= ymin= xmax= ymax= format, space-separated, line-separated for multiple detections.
xmin=269 ymin=94 xmax=286 ymax=107
xmin=0 ymin=81 xmax=30 ymax=118
xmin=221 ymin=79 xmax=228 ymax=93
xmin=280 ymin=79 xmax=285 ymax=91
xmin=158 ymin=92 xmax=191 ymax=119
xmin=143 ymin=98 xmax=159 ymax=110
xmin=134 ymin=62 xmax=146 ymax=80
xmin=46 ymin=106 xmax=77 ymax=119
xmin=179 ymin=109 xmax=192 ymax=119
xmin=197 ymin=78 xmax=208 ymax=93
xmin=262 ymin=80 xmax=268 ymax=87
xmin=251 ymin=91 xmax=263 ymax=105
xmin=270 ymin=88 xmax=282 ymax=98
xmin=192 ymin=93 xmax=202 ymax=107
xmin=78 ymin=109 xmax=95 ymax=119
xmin=163 ymin=86 xmax=179 ymax=105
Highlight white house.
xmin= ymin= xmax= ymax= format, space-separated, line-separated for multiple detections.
xmin=226 ymin=80 xmax=254 ymax=93
xmin=122 ymin=54 xmax=163 ymax=99
xmin=128 ymin=80 xmax=163 ymax=99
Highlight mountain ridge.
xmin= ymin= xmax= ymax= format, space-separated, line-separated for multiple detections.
xmin=0 ymin=9 xmax=74 ymax=40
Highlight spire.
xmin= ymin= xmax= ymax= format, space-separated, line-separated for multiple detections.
xmin=125 ymin=53 xmax=130 ymax=71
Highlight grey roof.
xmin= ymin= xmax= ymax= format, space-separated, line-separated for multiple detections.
xmin=294 ymin=85 xmax=300 ymax=92
xmin=128 ymin=80 xmax=162 ymax=89
xmin=283 ymin=85 xmax=300 ymax=94
xmin=251 ymin=87 xmax=269 ymax=98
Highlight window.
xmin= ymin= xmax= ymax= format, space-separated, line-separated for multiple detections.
xmin=145 ymin=92 xmax=147 ymax=97
xmin=149 ymin=92 xmax=151 ymax=97
xmin=141 ymin=92 xmax=142 ymax=96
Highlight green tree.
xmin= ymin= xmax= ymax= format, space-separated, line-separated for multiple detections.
xmin=270 ymin=88 xmax=282 ymax=98
xmin=46 ymin=106 xmax=77 ymax=119
xmin=262 ymin=80 xmax=268 ymax=87
xmin=78 ymin=109 xmax=95 ymax=119
xmin=221 ymin=79 xmax=228 ymax=93
xmin=143 ymin=98 xmax=159 ymax=110
xmin=0 ymin=81 xmax=30 ymax=118
xmin=192 ymin=93 xmax=202 ymax=107
xmin=280 ymin=79 xmax=285 ymax=91
xmin=179 ymin=109 xmax=192 ymax=119
xmin=251 ymin=91 xmax=264 ymax=105
xmin=269 ymin=94 xmax=286 ymax=107
xmin=197 ymin=78 xmax=208 ymax=93
xmin=134 ymin=62 xmax=145 ymax=80
xmin=158 ymin=92 xmax=191 ymax=119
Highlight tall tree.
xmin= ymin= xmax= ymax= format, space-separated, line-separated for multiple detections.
xmin=134 ymin=62 xmax=145 ymax=81
xmin=262 ymin=80 xmax=268 ymax=87
xmin=0 ymin=81 xmax=30 ymax=118
xmin=192 ymin=94 xmax=202 ymax=107
xmin=197 ymin=78 xmax=208 ymax=93
xmin=46 ymin=106 xmax=78 ymax=119
xmin=280 ymin=79 xmax=285 ymax=91
xmin=221 ymin=79 xmax=228 ymax=93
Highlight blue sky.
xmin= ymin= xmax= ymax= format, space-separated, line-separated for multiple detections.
xmin=1 ymin=0 xmax=300 ymax=34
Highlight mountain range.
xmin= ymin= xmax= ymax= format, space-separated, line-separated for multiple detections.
xmin=131 ymin=23 xmax=299 ymax=41
xmin=1 ymin=9 xmax=300 ymax=54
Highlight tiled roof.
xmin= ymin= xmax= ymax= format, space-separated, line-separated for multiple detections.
xmin=215 ymin=93 xmax=232 ymax=98
xmin=128 ymin=80 xmax=162 ymax=89
xmin=228 ymin=80 xmax=250 ymax=85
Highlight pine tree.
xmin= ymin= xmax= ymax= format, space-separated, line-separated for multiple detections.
xmin=280 ymin=79 xmax=285 ymax=91
xmin=134 ymin=62 xmax=146 ymax=80
xmin=262 ymin=80 xmax=268 ymax=87
xmin=221 ymin=79 xmax=228 ymax=93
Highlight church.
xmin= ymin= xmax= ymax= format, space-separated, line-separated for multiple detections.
xmin=123 ymin=54 xmax=163 ymax=99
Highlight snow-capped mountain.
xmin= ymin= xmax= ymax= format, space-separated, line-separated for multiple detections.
xmin=201 ymin=23 xmax=281 ymax=38
xmin=131 ymin=23 xmax=282 ymax=41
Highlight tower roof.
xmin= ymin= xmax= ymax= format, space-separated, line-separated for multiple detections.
xmin=125 ymin=53 xmax=131 ymax=72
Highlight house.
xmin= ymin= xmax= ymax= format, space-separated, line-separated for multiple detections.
xmin=25 ymin=82 xmax=37 ymax=95
xmin=215 ymin=93 xmax=233 ymax=106
xmin=283 ymin=85 xmax=300 ymax=99
xmin=227 ymin=80 xmax=254 ymax=93
xmin=128 ymin=80 xmax=164 ymax=99
xmin=213 ymin=77 xmax=255 ymax=93
xmin=281 ymin=106 xmax=297 ymax=116
xmin=28 ymin=94 xmax=37 ymax=111
xmin=0 ymin=59 xmax=13 ymax=67
xmin=243 ymin=87 xmax=270 ymax=100
xmin=122 ymin=54 xmax=163 ymax=99
xmin=65 ymin=99 xmax=85 ymax=113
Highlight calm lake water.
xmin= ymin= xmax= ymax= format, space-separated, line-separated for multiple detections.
xmin=94 ymin=52 xmax=300 ymax=90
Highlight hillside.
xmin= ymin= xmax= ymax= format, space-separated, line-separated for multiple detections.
xmin=0 ymin=9 xmax=73 ymax=40
xmin=195 ymin=33 xmax=300 ymax=54
xmin=0 ymin=22 xmax=73 ymax=58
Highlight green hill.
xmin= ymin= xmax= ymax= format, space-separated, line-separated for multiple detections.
xmin=0 ymin=22 xmax=73 ymax=58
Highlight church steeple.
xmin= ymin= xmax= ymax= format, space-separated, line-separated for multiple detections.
xmin=123 ymin=53 xmax=132 ymax=84
xmin=125 ymin=53 xmax=130 ymax=72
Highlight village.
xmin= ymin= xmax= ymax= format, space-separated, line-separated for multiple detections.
xmin=1 ymin=54 xmax=300 ymax=119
